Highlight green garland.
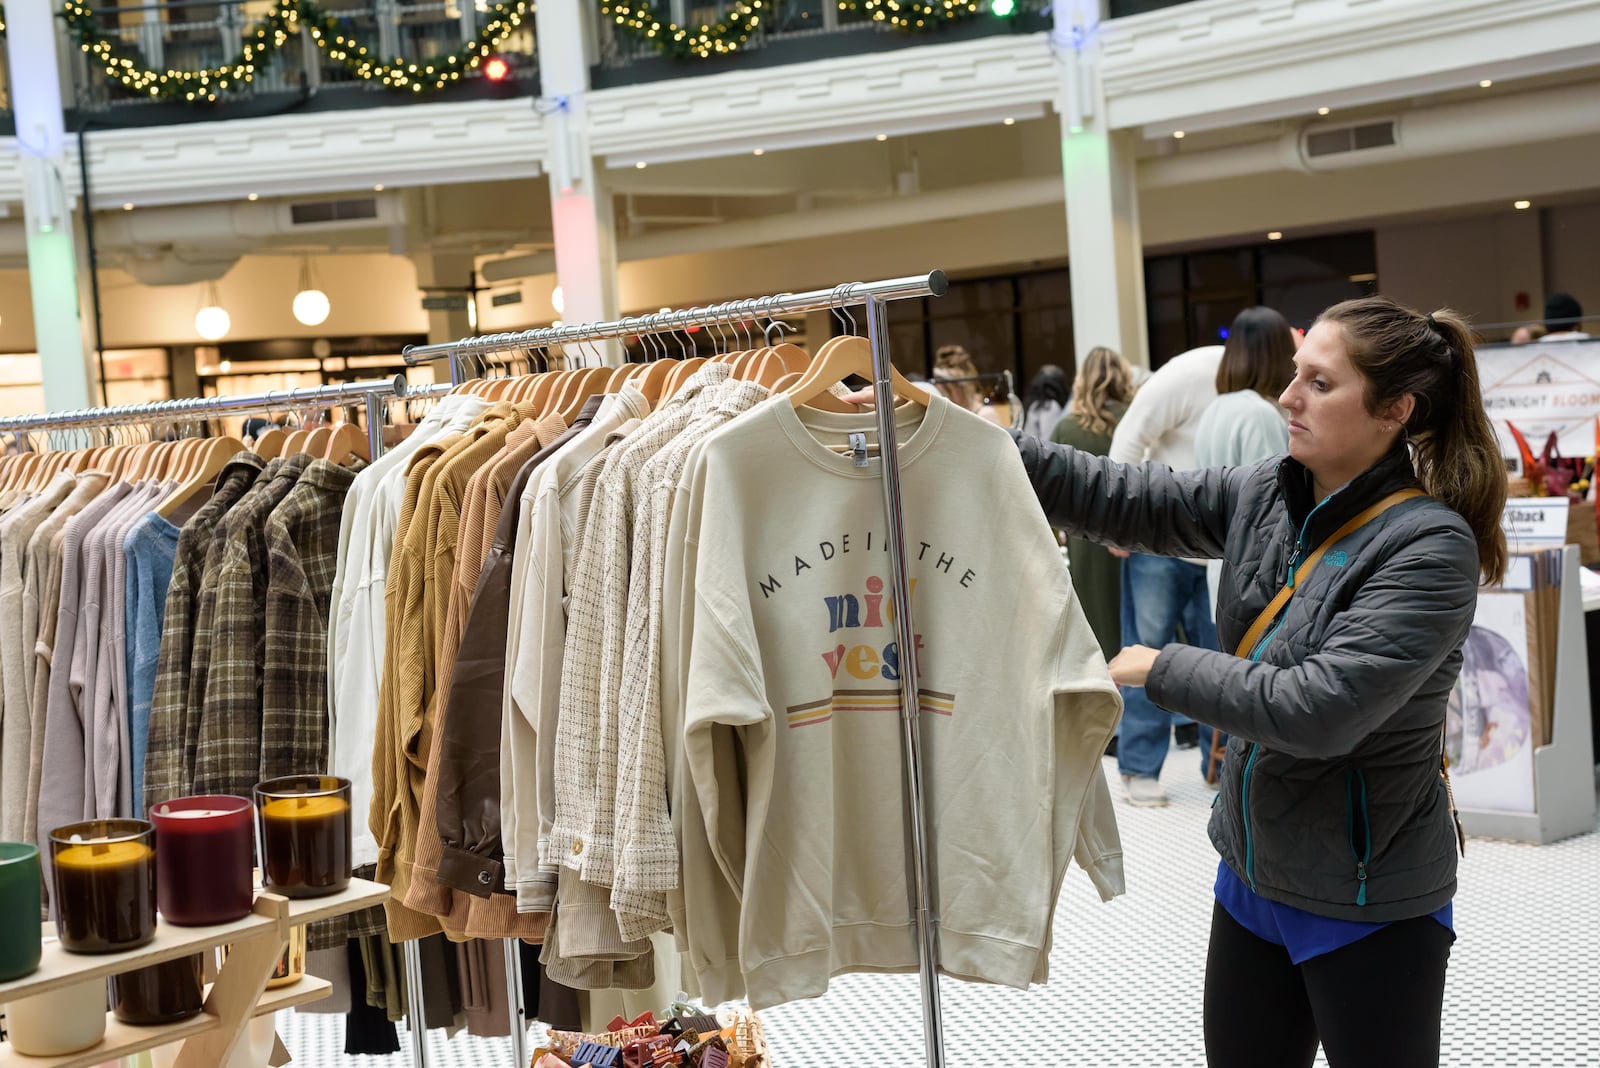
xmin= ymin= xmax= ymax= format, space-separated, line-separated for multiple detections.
xmin=601 ymin=0 xmax=985 ymax=57
xmin=55 ymin=0 xmax=530 ymax=102
xmin=838 ymin=0 xmax=984 ymax=30
xmin=599 ymin=0 xmax=768 ymax=59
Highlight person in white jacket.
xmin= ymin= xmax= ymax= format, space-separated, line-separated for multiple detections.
xmin=1192 ymin=307 xmax=1297 ymax=783
xmin=1106 ymin=344 xmax=1224 ymax=807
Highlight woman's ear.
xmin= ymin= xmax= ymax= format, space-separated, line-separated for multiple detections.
xmin=1385 ymin=393 xmax=1417 ymax=428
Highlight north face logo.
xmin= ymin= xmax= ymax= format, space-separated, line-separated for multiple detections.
xmin=1326 ymin=551 xmax=1349 ymax=567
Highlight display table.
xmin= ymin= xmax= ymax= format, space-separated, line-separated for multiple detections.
xmin=0 ymin=878 xmax=388 ymax=1068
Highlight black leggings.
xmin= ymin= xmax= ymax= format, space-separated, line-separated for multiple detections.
xmin=1204 ymin=902 xmax=1452 ymax=1068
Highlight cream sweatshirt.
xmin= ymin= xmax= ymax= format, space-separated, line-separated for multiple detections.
xmin=667 ymin=394 xmax=1124 ymax=1010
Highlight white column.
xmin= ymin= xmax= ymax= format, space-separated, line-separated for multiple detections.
xmin=1054 ymin=0 xmax=1150 ymax=367
xmin=537 ymin=1 xmax=623 ymax=365
xmin=5 ymin=3 xmax=95 ymax=409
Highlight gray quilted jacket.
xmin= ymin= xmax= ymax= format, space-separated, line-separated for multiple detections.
xmin=1012 ymin=433 xmax=1476 ymax=921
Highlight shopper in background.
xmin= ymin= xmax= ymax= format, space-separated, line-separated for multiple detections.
xmin=1011 ymin=295 xmax=1506 ymax=1068
xmin=1542 ymin=292 xmax=1590 ymax=340
xmin=1509 ymin=323 xmax=1548 ymax=345
xmin=1102 ymin=342 xmax=1225 ymax=807
xmin=1192 ymin=307 xmax=1296 ymax=785
xmin=1050 ymin=347 xmax=1135 ymax=664
xmin=931 ymin=345 xmax=1005 ymax=425
xmin=1021 ymin=365 xmax=1071 ymax=440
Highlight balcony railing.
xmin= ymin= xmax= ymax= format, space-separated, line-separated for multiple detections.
xmin=66 ymin=0 xmax=538 ymax=115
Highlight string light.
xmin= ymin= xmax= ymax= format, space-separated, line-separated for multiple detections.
xmin=599 ymin=0 xmax=767 ymax=59
xmin=52 ymin=0 xmax=529 ymax=101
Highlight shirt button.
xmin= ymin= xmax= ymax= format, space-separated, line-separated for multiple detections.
xmin=477 ymin=871 xmax=492 ymax=886
xmin=571 ymin=840 xmax=583 ymax=856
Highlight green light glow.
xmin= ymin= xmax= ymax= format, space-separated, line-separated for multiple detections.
xmin=991 ymin=0 xmax=1015 ymax=14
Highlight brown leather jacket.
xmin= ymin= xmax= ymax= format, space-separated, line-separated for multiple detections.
xmin=434 ymin=400 xmax=599 ymax=898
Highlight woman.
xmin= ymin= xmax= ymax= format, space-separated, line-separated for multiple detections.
xmin=932 ymin=345 xmax=1005 ymax=425
xmin=1050 ymin=346 xmax=1135 ymax=661
xmin=1021 ymin=364 xmax=1071 ymax=440
xmin=1012 ymin=296 xmax=1506 ymax=1067
xmin=1192 ymin=306 xmax=1296 ymax=781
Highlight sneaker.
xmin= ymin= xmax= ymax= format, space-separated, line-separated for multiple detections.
xmin=1122 ymin=775 xmax=1169 ymax=807
xmin=1173 ymin=723 xmax=1199 ymax=749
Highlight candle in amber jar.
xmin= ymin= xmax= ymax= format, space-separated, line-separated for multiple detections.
xmin=111 ymin=953 xmax=204 ymax=1024
xmin=151 ymin=794 xmax=253 ymax=925
xmin=48 ymin=819 xmax=156 ymax=953
xmin=255 ymin=776 xmax=351 ymax=898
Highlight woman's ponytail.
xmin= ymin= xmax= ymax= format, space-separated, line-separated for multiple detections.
xmin=1319 ymin=297 xmax=1508 ymax=585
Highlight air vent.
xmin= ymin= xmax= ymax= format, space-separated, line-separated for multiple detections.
xmin=1304 ymin=120 xmax=1397 ymax=158
xmin=289 ymin=198 xmax=380 ymax=226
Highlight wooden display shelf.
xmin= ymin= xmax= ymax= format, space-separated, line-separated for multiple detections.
xmin=0 ymin=1012 xmax=220 ymax=1068
xmin=0 ymin=878 xmax=389 ymax=1068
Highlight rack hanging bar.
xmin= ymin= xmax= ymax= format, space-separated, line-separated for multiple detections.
xmin=401 ymin=271 xmax=949 ymax=364
xmin=0 ymin=375 xmax=415 ymax=435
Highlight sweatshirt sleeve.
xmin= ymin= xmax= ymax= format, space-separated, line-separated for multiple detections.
xmin=666 ymin=450 xmax=748 ymax=1003
xmin=1011 ymin=431 xmax=1243 ymax=560
xmin=1146 ymin=519 xmax=1478 ymax=759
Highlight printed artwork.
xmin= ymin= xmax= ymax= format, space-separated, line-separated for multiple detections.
xmin=1445 ymin=592 xmax=1536 ymax=814
xmin=757 ymin=531 xmax=972 ymax=729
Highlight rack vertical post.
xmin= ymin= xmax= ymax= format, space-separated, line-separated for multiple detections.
xmin=865 ymin=291 xmax=947 ymax=1067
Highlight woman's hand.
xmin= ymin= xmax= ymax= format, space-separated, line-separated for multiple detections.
xmin=1108 ymin=645 xmax=1160 ymax=688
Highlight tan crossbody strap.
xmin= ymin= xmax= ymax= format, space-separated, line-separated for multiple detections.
xmin=1233 ymin=489 xmax=1426 ymax=659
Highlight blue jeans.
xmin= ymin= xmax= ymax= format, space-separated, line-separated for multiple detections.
xmin=1117 ymin=554 xmax=1218 ymax=780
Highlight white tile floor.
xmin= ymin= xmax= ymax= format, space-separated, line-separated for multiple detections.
xmin=280 ymin=754 xmax=1600 ymax=1066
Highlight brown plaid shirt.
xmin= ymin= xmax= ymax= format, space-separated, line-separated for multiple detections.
xmin=143 ymin=452 xmax=265 ymax=810
xmin=262 ymin=459 xmax=358 ymax=782
xmin=192 ymin=453 xmax=314 ymax=798
xmin=260 ymin=458 xmax=384 ymax=947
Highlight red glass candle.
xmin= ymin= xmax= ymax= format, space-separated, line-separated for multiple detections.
xmin=48 ymin=819 xmax=155 ymax=953
xmin=150 ymin=794 xmax=254 ymax=926
xmin=254 ymin=776 xmax=352 ymax=898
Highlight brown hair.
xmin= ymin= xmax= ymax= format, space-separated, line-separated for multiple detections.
xmin=1216 ymin=306 xmax=1296 ymax=400
xmin=1317 ymin=297 xmax=1507 ymax=585
xmin=1068 ymin=346 xmax=1135 ymax=438
xmin=932 ymin=344 xmax=982 ymax=410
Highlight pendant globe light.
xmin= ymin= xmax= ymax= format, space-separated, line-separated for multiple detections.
xmin=292 ymin=257 xmax=331 ymax=327
xmin=194 ymin=281 xmax=231 ymax=341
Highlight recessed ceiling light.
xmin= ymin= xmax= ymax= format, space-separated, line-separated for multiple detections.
xmin=1172 ymin=130 xmax=1186 ymax=139
xmin=246 ymin=193 xmax=259 ymax=201
xmin=121 ymin=202 xmax=133 ymax=211
xmin=1514 ymin=199 xmax=1532 ymax=210
xmin=1267 ymin=231 xmax=1284 ymax=241
xmin=1003 ymin=117 xmax=1016 ymax=126
xmin=1479 ymin=79 xmax=1493 ymax=88
xmin=1317 ymin=106 xmax=1331 ymax=116
xmin=752 ymin=148 xmax=765 ymax=156
xmin=875 ymin=134 xmax=888 ymax=142
xmin=373 ymin=183 xmax=385 ymax=192
xmin=635 ymin=161 xmax=648 ymax=169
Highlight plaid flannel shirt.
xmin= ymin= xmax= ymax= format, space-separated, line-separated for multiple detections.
xmin=192 ymin=453 xmax=313 ymax=797
xmin=142 ymin=453 xmax=264 ymax=810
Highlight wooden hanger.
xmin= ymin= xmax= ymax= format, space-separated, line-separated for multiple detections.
xmin=662 ymin=357 xmax=707 ymax=399
xmin=321 ymin=422 xmax=369 ymax=465
xmin=254 ymin=427 xmax=287 ymax=458
xmin=626 ymin=362 xmax=668 ymax=407
xmin=303 ymin=425 xmax=334 ymax=457
xmin=785 ymin=335 xmax=928 ymax=411
xmin=154 ymin=436 xmax=246 ymax=519
xmin=529 ymin=370 xmax=571 ymax=413
xmin=557 ymin=367 xmax=613 ymax=424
